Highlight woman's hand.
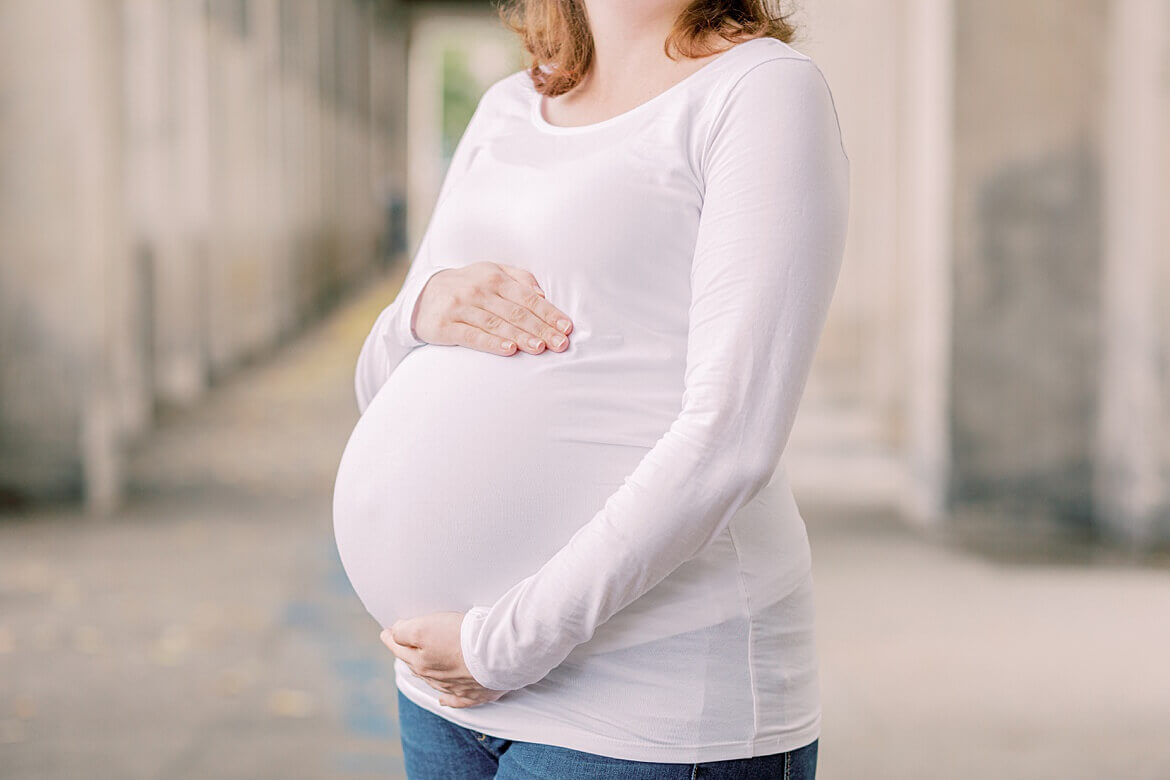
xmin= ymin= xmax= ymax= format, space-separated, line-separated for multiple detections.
xmin=382 ymin=612 xmax=506 ymax=708
xmin=412 ymin=262 xmax=574 ymax=356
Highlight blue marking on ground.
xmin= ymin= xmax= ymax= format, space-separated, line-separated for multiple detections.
xmin=281 ymin=600 xmax=322 ymax=630
xmin=279 ymin=538 xmax=404 ymax=774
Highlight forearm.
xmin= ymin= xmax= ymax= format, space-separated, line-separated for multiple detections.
xmin=460 ymin=56 xmax=851 ymax=692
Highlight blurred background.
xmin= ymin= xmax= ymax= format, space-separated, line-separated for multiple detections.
xmin=1 ymin=0 xmax=1167 ymax=778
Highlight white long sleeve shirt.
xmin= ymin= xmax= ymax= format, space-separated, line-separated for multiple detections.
xmin=333 ymin=35 xmax=850 ymax=763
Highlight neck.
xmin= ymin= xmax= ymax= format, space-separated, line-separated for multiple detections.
xmin=578 ymin=1 xmax=687 ymax=97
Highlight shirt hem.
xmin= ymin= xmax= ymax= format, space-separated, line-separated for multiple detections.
xmin=395 ymin=665 xmax=821 ymax=764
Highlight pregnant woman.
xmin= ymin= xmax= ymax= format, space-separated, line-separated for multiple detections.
xmin=332 ymin=0 xmax=850 ymax=776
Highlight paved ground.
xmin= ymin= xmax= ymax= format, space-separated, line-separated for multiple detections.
xmin=1 ymin=268 xmax=1168 ymax=779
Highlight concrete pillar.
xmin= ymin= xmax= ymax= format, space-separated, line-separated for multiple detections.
xmin=900 ymin=0 xmax=956 ymax=525
xmin=0 ymin=1 xmax=130 ymax=512
xmin=138 ymin=0 xmax=213 ymax=406
xmin=1095 ymin=0 xmax=1170 ymax=544
xmin=68 ymin=2 xmax=133 ymax=515
xmin=782 ymin=0 xmax=913 ymax=513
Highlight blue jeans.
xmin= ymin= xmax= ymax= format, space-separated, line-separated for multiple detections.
xmin=397 ymin=688 xmax=818 ymax=779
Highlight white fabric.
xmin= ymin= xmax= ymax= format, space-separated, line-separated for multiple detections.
xmin=333 ymin=35 xmax=850 ymax=763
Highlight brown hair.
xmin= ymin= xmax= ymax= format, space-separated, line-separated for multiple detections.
xmin=497 ymin=0 xmax=801 ymax=97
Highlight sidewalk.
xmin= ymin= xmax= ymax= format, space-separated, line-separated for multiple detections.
xmin=1 ymin=269 xmax=1167 ymax=779
xmin=0 ymin=270 xmax=412 ymax=779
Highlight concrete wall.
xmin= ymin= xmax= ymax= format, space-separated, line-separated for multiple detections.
xmin=950 ymin=0 xmax=1109 ymax=524
xmin=0 ymin=0 xmax=409 ymax=511
xmin=949 ymin=0 xmax=1170 ymax=542
xmin=3 ymin=0 xmax=1166 ymax=543
xmin=783 ymin=0 xmax=1168 ymax=545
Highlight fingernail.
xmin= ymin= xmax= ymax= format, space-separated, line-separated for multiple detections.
xmin=534 ymin=287 xmax=545 ymax=296
xmin=528 ymin=337 xmax=543 ymax=349
xmin=556 ymin=320 xmax=571 ymax=334
xmin=553 ymin=335 xmax=566 ymax=348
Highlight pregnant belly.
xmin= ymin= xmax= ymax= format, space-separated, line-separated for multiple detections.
xmin=332 ymin=342 xmax=679 ymax=630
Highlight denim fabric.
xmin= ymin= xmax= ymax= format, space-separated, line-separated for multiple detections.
xmin=397 ymin=688 xmax=817 ymax=779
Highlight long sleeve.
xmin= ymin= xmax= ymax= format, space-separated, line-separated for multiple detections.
xmin=354 ymin=89 xmax=496 ymax=415
xmin=459 ymin=56 xmax=851 ymax=692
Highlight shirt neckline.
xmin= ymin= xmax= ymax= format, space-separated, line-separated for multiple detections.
xmin=528 ymin=36 xmax=773 ymax=135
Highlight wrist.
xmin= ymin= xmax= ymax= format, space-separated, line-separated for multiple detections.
xmin=398 ymin=266 xmax=454 ymax=347
xmin=460 ymin=606 xmax=504 ymax=691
